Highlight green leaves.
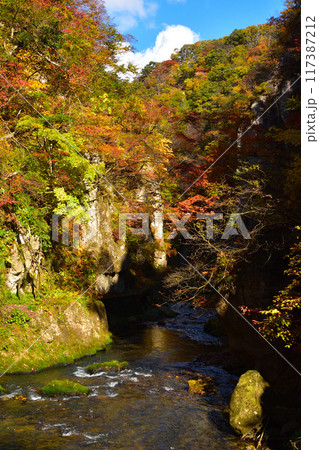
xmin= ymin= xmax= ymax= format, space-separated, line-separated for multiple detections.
xmin=6 ymin=308 xmax=30 ymax=325
xmin=53 ymin=187 xmax=90 ymax=225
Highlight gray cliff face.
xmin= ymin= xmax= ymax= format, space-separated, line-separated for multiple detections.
xmin=251 ymin=76 xmax=297 ymax=127
xmin=5 ymin=179 xmax=167 ymax=296
xmin=29 ymin=301 xmax=109 ymax=346
xmin=81 ymin=182 xmax=167 ymax=295
xmin=144 ymin=177 xmax=167 ymax=270
xmin=81 ymin=187 xmax=128 ymax=294
xmin=6 ymin=231 xmax=43 ymax=295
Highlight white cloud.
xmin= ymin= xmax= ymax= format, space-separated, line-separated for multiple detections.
xmin=117 ymin=15 xmax=138 ymax=31
xmin=119 ymin=24 xmax=199 ymax=72
xmin=103 ymin=0 xmax=158 ymax=31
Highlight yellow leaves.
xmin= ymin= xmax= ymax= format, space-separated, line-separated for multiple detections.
xmin=27 ymin=77 xmax=46 ymax=91
xmin=184 ymin=77 xmax=205 ymax=95
xmin=267 ymin=127 xmax=300 ymax=147
xmin=90 ymin=93 xmax=112 ymax=114
xmin=232 ymin=85 xmax=242 ymax=93
xmin=233 ymin=65 xmax=249 ymax=78
xmin=155 ymin=136 xmax=173 ymax=157
xmin=13 ymin=49 xmax=48 ymax=93
xmin=16 ymin=49 xmax=33 ymax=63
xmin=260 ymin=308 xmax=281 ymax=316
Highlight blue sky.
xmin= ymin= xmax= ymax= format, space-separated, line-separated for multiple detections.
xmin=103 ymin=0 xmax=286 ymax=69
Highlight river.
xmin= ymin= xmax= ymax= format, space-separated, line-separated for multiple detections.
xmin=0 ymin=304 xmax=247 ymax=449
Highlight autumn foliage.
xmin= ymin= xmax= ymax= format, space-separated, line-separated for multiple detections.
xmin=0 ymin=0 xmax=300 ymax=350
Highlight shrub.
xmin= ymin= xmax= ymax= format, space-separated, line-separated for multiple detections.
xmin=6 ymin=308 xmax=30 ymax=325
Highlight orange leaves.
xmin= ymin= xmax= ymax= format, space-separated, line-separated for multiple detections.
xmin=0 ymin=173 xmax=25 ymax=210
xmin=151 ymin=60 xmax=179 ymax=87
xmin=178 ymin=195 xmax=215 ymax=214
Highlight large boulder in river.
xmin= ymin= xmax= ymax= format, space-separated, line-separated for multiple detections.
xmin=229 ymin=370 xmax=269 ymax=436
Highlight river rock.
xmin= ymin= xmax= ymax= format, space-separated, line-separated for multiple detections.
xmin=204 ymin=316 xmax=226 ymax=336
xmin=188 ymin=379 xmax=206 ymax=394
xmin=188 ymin=375 xmax=217 ymax=395
xmin=229 ymin=370 xmax=269 ymax=436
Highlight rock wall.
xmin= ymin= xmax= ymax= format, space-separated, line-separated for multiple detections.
xmin=216 ymin=75 xmax=301 ymax=395
xmin=82 ymin=187 xmax=128 ymax=294
xmin=0 ymin=300 xmax=111 ymax=374
xmin=5 ymin=174 xmax=168 ymax=297
xmin=5 ymin=231 xmax=43 ymax=296
xmin=215 ymin=250 xmax=300 ymax=405
xmin=81 ymin=177 xmax=167 ymax=294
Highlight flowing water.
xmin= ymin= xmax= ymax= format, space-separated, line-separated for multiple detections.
xmin=0 ymin=304 xmax=247 ymax=449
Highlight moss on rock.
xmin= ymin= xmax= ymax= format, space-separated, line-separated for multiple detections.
xmin=229 ymin=370 xmax=269 ymax=436
xmin=188 ymin=379 xmax=206 ymax=394
xmin=39 ymin=379 xmax=89 ymax=397
xmin=0 ymin=385 xmax=5 ymax=393
xmin=0 ymin=300 xmax=112 ymax=374
xmin=188 ymin=376 xmax=217 ymax=395
xmin=87 ymin=360 xmax=129 ymax=374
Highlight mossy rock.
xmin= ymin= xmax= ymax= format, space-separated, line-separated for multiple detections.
xmin=204 ymin=316 xmax=226 ymax=337
xmin=87 ymin=360 xmax=129 ymax=374
xmin=188 ymin=376 xmax=216 ymax=395
xmin=229 ymin=370 xmax=269 ymax=436
xmin=188 ymin=379 xmax=206 ymax=394
xmin=0 ymin=385 xmax=5 ymax=394
xmin=39 ymin=379 xmax=90 ymax=397
xmin=0 ymin=299 xmax=112 ymax=374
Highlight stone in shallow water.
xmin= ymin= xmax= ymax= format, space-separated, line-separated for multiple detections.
xmin=39 ymin=379 xmax=90 ymax=397
xmin=229 ymin=370 xmax=269 ymax=436
xmin=188 ymin=379 xmax=206 ymax=394
xmin=187 ymin=376 xmax=216 ymax=395
xmin=87 ymin=360 xmax=129 ymax=374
